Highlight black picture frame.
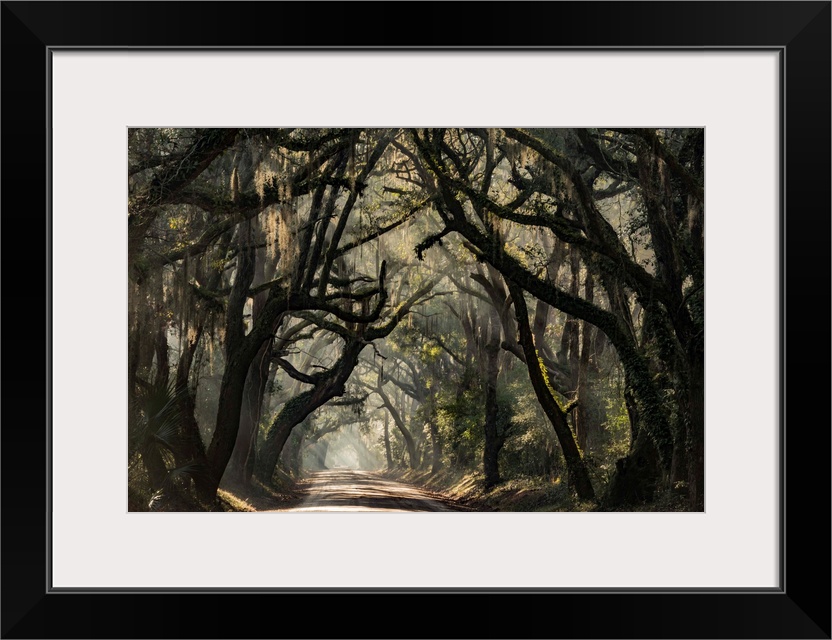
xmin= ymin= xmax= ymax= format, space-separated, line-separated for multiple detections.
xmin=2 ymin=2 xmax=829 ymax=638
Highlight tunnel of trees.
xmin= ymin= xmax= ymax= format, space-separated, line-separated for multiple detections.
xmin=128 ymin=127 xmax=704 ymax=511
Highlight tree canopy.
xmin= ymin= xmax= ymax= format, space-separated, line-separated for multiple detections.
xmin=128 ymin=127 xmax=704 ymax=512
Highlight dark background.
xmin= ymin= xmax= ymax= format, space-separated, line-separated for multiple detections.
xmin=2 ymin=2 xmax=829 ymax=638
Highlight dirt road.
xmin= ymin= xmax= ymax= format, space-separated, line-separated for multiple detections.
xmin=271 ymin=469 xmax=463 ymax=512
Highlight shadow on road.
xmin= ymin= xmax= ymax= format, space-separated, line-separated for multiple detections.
xmin=271 ymin=469 xmax=463 ymax=512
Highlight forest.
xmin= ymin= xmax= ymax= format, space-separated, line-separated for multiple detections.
xmin=127 ymin=127 xmax=704 ymax=512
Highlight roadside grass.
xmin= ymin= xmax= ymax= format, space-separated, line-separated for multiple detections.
xmin=380 ymin=467 xmax=579 ymax=512
xmin=381 ymin=467 xmax=689 ymax=512
xmin=129 ymin=467 xmax=302 ymax=512
xmin=217 ymin=476 xmax=303 ymax=512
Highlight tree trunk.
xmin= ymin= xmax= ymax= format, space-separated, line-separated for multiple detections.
xmin=482 ymin=332 xmax=504 ymax=489
xmin=565 ymin=249 xmax=582 ymax=392
xmin=174 ymin=323 xmax=207 ymax=468
xmin=226 ymin=340 xmax=270 ymax=486
xmin=136 ymin=318 xmax=155 ymax=384
xmin=670 ymin=428 xmax=689 ymax=488
xmin=376 ymin=384 xmax=417 ymax=469
xmin=509 ymin=282 xmax=595 ymax=501
xmin=407 ymin=394 xmax=427 ymax=469
xmin=287 ymin=429 xmax=304 ymax=477
xmin=383 ymin=412 xmax=393 ymax=470
xmin=574 ymin=270 xmax=597 ymax=452
xmin=199 ymin=359 xmax=251 ymax=501
xmin=428 ymin=418 xmax=442 ymax=475
xmin=153 ymin=323 xmax=170 ymax=387
xmin=229 ymin=239 xmax=278 ymax=486
xmin=256 ymin=389 xmax=324 ymax=483
xmin=128 ymin=322 xmax=142 ymax=396
xmin=604 ymin=430 xmax=660 ymax=507
xmin=200 ymin=263 xmax=290 ymax=500
xmin=198 ymin=222 xmax=258 ymax=501
xmin=603 ymin=370 xmax=663 ymax=508
xmin=687 ymin=342 xmax=705 ymax=510
xmin=532 ymin=299 xmax=556 ymax=364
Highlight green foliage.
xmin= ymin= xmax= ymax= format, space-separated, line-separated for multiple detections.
xmin=577 ymin=380 xmax=631 ymax=491
xmin=128 ymin=379 xmax=184 ymax=459
xmin=497 ymin=366 xmax=560 ymax=480
xmin=433 ymin=374 xmax=484 ymax=467
xmin=128 ymin=379 xmax=209 ymax=505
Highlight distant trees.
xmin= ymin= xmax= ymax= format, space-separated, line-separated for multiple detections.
xmin=128 ymin=127 xmax=703 ymax=511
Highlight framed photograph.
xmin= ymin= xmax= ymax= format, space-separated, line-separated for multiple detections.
xmin=2 ymin=2 xmax=829 ymax=638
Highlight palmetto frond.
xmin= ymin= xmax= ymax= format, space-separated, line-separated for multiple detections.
xmin=128 ymin=378 xmax=188 ymax=457
xmin=162 ymin=462 xmax=210 ymax=490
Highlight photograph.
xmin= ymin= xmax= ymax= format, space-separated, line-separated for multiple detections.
xmin=2 ymin=0 xmax=828 ymax=635
xmin=128 ymin=127 xmax=705 ymax=513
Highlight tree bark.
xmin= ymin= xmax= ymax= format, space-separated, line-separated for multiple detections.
xmin=604 ymin=429 xmax=660 ymax=506
xmin=383 ymin=412 xmax=393 ymax=470
xmin=376 ymin=385 xmax=417 ymax=469
xmin=152 ymin=323 xmax=170 ymax=387
xmin=687 ymin=341 xmax=705 ymax=510
xmin=199 ymin=292 xmax=289 ymax=501
xmin=509 ymin=282 xmax=595 ymax=501
xmin=427 ymin=417 xmax=442 ymax=475
xmin=128 ymin=319 xmax=142 ymax=396
xmin=227 ymin=239 xmax=276 ymax=487
xmin=602 ymin=368 xmax=663 ymax=508
xmin=482 ymin=335 xmax=504 ymax=489
xmin=174 ymin=323 xmax=207 ymax=468
xmin=575 ymin=270 xmax=597 ymax=452
xmin=256 ymin=387 xmax=328 ymax=483
xmin=226 ymin=340 xmax=270 ymax=486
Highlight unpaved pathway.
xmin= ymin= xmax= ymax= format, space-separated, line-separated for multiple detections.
xmin=267 ymin=469 xmax=463 ymax=512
